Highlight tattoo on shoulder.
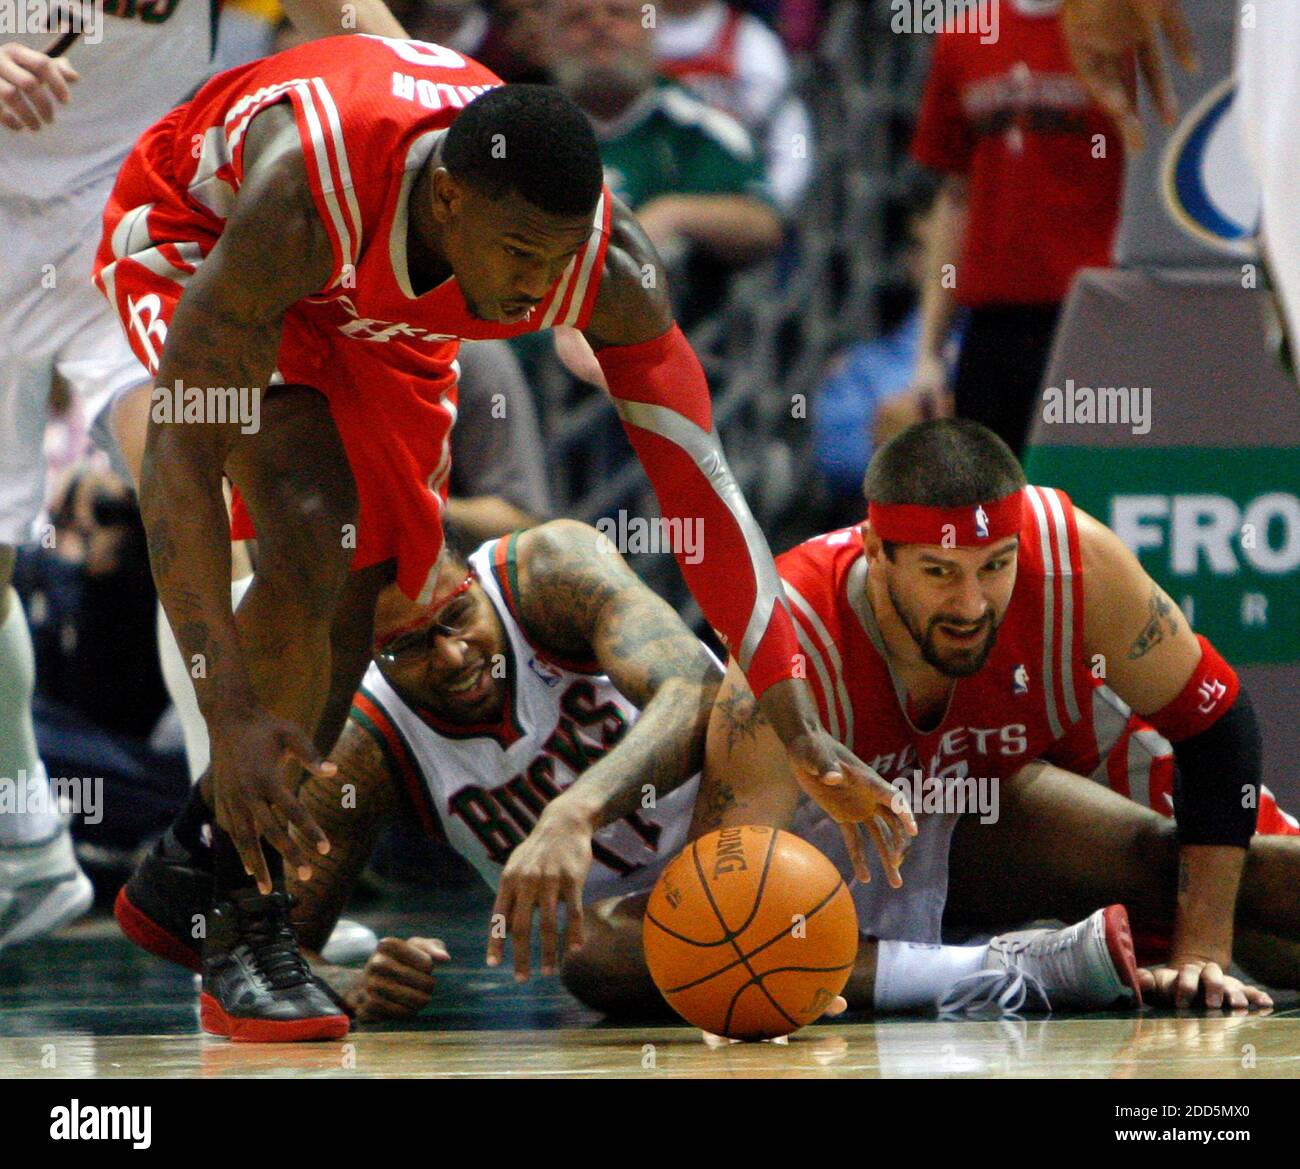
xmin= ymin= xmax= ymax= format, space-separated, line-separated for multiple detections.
xmin=715 ymin=688 xmax=770 ymax=755
xmin=1127 ymin=582 xmax=1180 ymax=660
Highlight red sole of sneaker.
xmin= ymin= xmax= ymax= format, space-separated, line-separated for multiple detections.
xmin=199 ymin=993 xmax=350 ymax=1043
xmin=1102 ymin=903 xmax=1144 ymax=1009
xmin=114 ymin=885 xmax=203 ymax=973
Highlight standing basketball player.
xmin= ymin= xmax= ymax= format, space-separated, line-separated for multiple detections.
xmin=0 ymin=0 xmax=404 ymax=954
xmin=93 ymin=37 xmax=914 ymax=1039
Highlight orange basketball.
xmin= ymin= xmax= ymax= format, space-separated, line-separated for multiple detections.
xmin=643 ymin=825 xmax=859 ymax=1041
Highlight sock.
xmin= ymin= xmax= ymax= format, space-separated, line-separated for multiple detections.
xmin=872 ymin=939 xmax=990 ymax=1012
xmin=0 ymin=589 xmax=61 ymax=846
xmin=169 ymin=781 xmax=214 ymax=865
xmin=157 ymin=574 xmax=254 ymax=783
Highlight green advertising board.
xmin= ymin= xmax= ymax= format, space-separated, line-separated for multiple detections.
xmin=1025 ymin=447 xmax=1300 ymax=667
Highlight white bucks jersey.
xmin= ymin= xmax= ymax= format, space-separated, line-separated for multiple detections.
xmin=1 ymin=0 xmax=217 ymax=201
xmin=351 ymin=534 xmax=701 ymax=901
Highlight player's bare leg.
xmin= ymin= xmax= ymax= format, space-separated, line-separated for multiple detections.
xmin=561 ymin=891 xmax=673 ymax=1017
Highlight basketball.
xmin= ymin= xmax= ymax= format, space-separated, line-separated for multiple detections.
xmin=643 ymin=826 xmax=859 ymax=1041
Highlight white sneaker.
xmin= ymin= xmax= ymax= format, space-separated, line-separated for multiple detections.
xmin=321 ymin=917 xmax=379 ymax=965
xmin=940 ymin=905 xmax=1142 ymax=1016
xmin=0 ymin=827 xmax=95 ymax=952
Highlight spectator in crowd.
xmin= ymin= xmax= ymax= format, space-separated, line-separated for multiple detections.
xmin=446 ymin=340 xmax=554 ymax=544
xmin=13 ymin=467 xmax=188 ymax=891
xmin=549 ymin=0 xmax=782 ymax=326
xmin=812 ymin=193 xmax=963 ymax=529
xmin=653 ymin=0 xmax=815 ymax=213
xmin=907 ymin=0 xmax=1124 ymax=458
xmin=478 ymin=0 xmax=556 ymax=82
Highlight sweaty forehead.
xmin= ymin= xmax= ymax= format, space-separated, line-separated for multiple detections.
xmin=476 ymin=192 xmax=592 ymax=246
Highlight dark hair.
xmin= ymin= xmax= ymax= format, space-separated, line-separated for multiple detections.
xmin=864 ymin=420 xmax=1026 ymax=556
xmin=443 ymin=84 xmax=603 ymax=218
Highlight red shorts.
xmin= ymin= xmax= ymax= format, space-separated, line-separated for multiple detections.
xmin=94 ymin=108 xmax=456 ymax=604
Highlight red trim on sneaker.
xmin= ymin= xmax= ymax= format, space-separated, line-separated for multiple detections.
xmin=114 ymin=885 xmax=202 ymax=973
xmin=199 ymin=994 xmax=350 ymax=1042
xmin=1101 ymin=904 xmax=1144 ymax=1009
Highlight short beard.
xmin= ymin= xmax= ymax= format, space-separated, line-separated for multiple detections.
xmin=552 ymin=59 xmax=651 ymax=119
xmin=886 ymin=578 xmax=1000 ymax=678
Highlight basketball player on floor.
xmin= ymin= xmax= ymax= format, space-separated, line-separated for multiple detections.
xmin=115 ymin=519 xmax=1155 ymax=1022
xmin=94 ymin=37 xmax=914 ymax=1040
xmin=0 ymin=1 xmax=405 ymax=954
xmin=688 ymin=420 xmax=1290 ymax=1013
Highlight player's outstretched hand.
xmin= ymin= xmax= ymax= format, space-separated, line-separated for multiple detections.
xmin=486 ymin=800 xmax=593 ymax=980
xmin=1137 ymin=961 xmax=1274 ymax=1012
xmin=207 ymin=708 xmax=334 ymax=894
xmin=783 ymin=727 xmax=917 ymax=888
xmin=0 ymin=43 xmax=79 ymax=132
xmin=1060 ymin=0 xmax=1197 ymax=152
xmin=348 ymin=937 xmax=450 ymax=1022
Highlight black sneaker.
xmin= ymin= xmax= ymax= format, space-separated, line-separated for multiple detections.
xmin=114 ymin=829 xmax=213 ymax=972
xmin=199 ymin=889 xmax=350 ymax=1042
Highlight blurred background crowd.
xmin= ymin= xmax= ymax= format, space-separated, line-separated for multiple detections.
xmin=23 ymin=0 xmax=1129 ymax=895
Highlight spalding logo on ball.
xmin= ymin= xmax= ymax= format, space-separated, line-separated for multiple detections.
xmin=643 ymin=825 xmax=858 ymax=1041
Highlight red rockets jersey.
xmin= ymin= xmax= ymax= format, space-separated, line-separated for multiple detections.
xmin=97 ymin=35 xmax=612 ymax=397
xmin=776 ymin=486 xmax=1090 ymax=784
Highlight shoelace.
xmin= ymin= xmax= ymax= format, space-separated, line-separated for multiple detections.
xmin=985 ymin=925 xmax=1080 ymax=999
xmin=236 ymin=894 xmax=313 ymax=990
xmin=937 ymin=967 xmax=1052 ymax=1018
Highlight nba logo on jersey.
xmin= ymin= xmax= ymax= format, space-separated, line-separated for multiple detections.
xmin=974 ymin=505 xmax=990 ymax=539
xmin=528 ymin=656 xmax=563 ymax=688
xmin=1012 ymin=664 xmax=1030 ymax=695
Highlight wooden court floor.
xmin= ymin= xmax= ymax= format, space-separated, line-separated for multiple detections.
xmin=4 ymin=888 xmax=1300 ymax=1079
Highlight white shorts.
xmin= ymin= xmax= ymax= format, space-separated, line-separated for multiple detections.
xmin=0 ymin=183 xmax=149 ymax=546
xmin=791 ymin=797 xmax=961 ymax=944
xmin=1237 ymin=5 xmax=1300 ymax=351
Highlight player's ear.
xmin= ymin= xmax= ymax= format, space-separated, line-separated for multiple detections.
xmin=429 ymin=167 xmax=463 ymax=222
xmin=861 ymin=523 xmax=883 ymax=560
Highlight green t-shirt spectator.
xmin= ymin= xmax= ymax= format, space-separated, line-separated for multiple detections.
xmin=595 ymin=78 xmax=774 ymax=210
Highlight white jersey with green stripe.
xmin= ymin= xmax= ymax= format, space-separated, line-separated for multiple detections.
xmin=352 ymin=533 xmax=702 ymax=902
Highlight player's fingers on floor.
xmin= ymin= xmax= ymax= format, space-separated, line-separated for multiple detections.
xmin=362 ymin=983 xmax=423 ymax=1018
xmin=1198 ymin=962 xmax=1227 ymax=1009
xmin=562 ymin=881 xmax=585 ymax=953
xmin=486 ymin=888 xmax=514 ymax=966
xmin=375 ymin=937 xmax=437 ymax=983
xmin=371 ymin=951 xmax=436 ymax=998
xmin=538 ymin=888 xmax=560 ymax=975
xmin=1176 ymin=963 xmax=1203 ymax=1009
xmin=511 ymin=901 xmax=536 ymax=981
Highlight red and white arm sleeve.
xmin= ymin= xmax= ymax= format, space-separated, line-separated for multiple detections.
xmin=595 ymin=324 xmax=800 ymax=698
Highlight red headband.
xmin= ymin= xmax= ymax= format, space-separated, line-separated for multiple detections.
xmin=867 ymin=489 xmax=1025 ymax=547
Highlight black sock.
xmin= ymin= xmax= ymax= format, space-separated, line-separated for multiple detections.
xmin=212 ymin=826 xmax=284 ymax=901
xmin=170 ymin=781 xmax=213 ymax=862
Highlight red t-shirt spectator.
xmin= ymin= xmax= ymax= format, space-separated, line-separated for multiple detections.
xmin=910 ymin=0 xmax=1123 ymax=307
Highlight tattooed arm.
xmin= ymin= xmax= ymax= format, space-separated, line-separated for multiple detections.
xmin=290 ymin=715 xmax=455 ymax=1022
xmin=141 ymin=104 xmax=339 ymax=888
xmin=1079 ymin=508 xmax=1257 ymax=1006
xmin=693 ymin=658 xmax=802 ymax=840
xmin=1077 ymin=508 xmax=1201 ymax=713
xmin=485 ymin=518 xmax=723 ymax=979
xmin=289 ymin=715 xmax=398 ymax=954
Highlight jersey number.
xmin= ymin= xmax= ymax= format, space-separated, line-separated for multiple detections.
xmin=364 ymin=36 xmax=467 ymax=70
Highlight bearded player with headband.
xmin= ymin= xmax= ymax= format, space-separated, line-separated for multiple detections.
xmin=680 ymin=419 xmax=1300 ymax=1015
